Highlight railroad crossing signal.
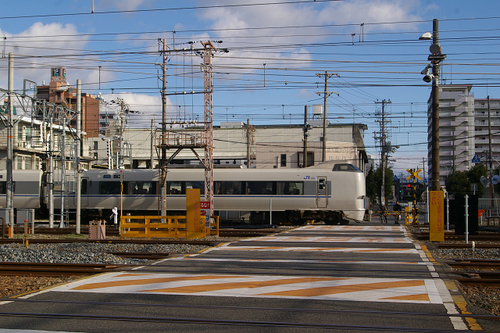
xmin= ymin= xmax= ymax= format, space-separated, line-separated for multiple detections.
xmin=406 ymin=169 xmax=422 ymax=181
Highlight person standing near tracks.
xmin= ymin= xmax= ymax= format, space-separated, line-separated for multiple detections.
xmin=380 ymin=204 xmax=388 ymax=224
xmin=393 ymin=201 xmax=402 ymax=225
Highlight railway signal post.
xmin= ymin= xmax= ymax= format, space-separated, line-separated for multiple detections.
xmin=406 ymin=168 xmax=422 ymax=223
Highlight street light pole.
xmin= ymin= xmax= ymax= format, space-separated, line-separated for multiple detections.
xmin=421 ymin=19 xmax=446 ymax=191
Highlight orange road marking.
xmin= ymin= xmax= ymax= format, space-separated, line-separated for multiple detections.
xmin=141 ymin=277 xmax=345 ymax=294
xmin=382 ymin=293 xmax=430 ymax=301
xmin=72 ymin=275 xmax=247 ymax=290
xmin=259 ymin=280 xmax=425 ymax=297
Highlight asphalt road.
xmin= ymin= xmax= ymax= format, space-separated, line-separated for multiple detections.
xmin=0 ymin=221 xmax=497 ymax=332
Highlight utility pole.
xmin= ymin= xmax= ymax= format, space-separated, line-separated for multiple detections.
xmin=375 ymin=99 xmax=391 ymax=206
xmin=246 ymin=119 xmax=251 ymax=168
xmin=76 ymin=79 xmax=81 ymax=234
xmin=422 ymin=157 xmax=427 ymax=185
xmin=202 ymin=41 xmax=215 ymax=212
xmin=155 ymin=40 xmax=227 ymax=221
xmin=150 ymin=119 xmax=154 ymax=169
xmin=488 ymin=95 xmax=493 ymax=214
xmin=452 ymin=131 xmax=456 ymax=173
xmin=316 ymin=71 xmax=338 ymax=162
xmin=303 ymin=105 xmax=309 ymax=168
xmin=6 ymin=53 xmax=14 ymax=236
xmin=160 ymin=38 xmax=168 ymax=217
xmin=60 ymin=117 xmax=67 ymax=228
xmin=48 ymin=113 xmax=54 ymax=228
xmin=427 ymin=19 xmax=446 ymax=191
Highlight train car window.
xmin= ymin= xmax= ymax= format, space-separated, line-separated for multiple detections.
xmin=332 ymin=164 xmax=362 ymax=172
xmin=215 ymin=181 xmax=243 ymax=195
xmin=318 ymin=179 xmax=326 ymax=190
xmin=186 ymin=181 xmax=205 ymax=195
xmin=246 ymin=181 xmax=274 ymax=195
xmin=277 ymin=181 xmax=303 ymax=195
xmin=99 ymin=181 xmax=121 ymax=194
xmin=0 ymin=182 xmax=5 ymax=194
xmin=167 ymin=181 xmax=184 ymax=194
xmin=129 ymin=181 xmax=155 ymax=195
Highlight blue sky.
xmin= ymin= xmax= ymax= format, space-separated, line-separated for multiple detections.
xmin=1 ymin=0 xmax=499 ymax=177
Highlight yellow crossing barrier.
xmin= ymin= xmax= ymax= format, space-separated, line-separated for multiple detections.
xmin=120 ymin=215 xmax=219 ymax=240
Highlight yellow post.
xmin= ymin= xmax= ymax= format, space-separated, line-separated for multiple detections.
xmin=120 ymin=181 xmax=123 ymax=217
xmin=429 ymin=191 xmax=445 ymax=242
xmin=186 ymin=189 xmax=201 ymax=239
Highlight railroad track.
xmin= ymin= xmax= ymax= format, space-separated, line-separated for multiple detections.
xmin=446 ymin=259 xmax=500 ymax=284
xmin=412 ymin=231 xmax=500 ymax=242
xmin=106 ymin=252 xmax=170 ymax=259
xmin=0 ymin=262 xmax=135 ymax=277
xmin=0 ymin=238 xmax=220 ymax=245
xmin=0 ymin=227 xmax=277 ymax=244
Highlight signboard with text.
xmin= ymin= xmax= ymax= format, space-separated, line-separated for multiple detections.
xmin=200 ymin=201 xmax=211 ymax=218
xmin=429 ymin=191 xmax=444 ymax=242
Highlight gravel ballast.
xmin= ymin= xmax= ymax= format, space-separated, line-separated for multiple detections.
xmin=0 ymin=242 xmax=210 ymax=265
xmin=0 ymin=241 xmax=213 ymax=298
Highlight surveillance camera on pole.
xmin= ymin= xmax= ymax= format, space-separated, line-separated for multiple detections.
xmin=421 ymin=64 xmax=433 ymax=83
xmin=423 ymin=74 xmax=433 ymax=83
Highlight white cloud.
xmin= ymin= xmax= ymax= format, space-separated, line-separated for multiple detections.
xmin=0 ymin=22 xmax=89 ymax=89
xmin=100 ymin=92 xmax=176 ymax=129
xmin=195 ymin=0 xmax=423 ymax=72
xmin=100 ymin=0 xmax=155 ymax=11
xmin=319 ymin=0 xmax=422 ymax=31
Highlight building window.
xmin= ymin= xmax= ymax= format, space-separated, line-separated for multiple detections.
xmin=17 ymin=125 xmax=23 ymax=141
xmin=25 ymin=157 xmax=32 ymax=170
xmin=298 ymin=152 xmax=314 ymax=167
xmin=281 ymin=154 xmax=287 ymax=167
xmin=16 ymin=156 xmax=23 ymax=170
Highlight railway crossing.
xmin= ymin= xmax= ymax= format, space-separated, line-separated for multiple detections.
xmin=0 ymin=223 xmax=498 ymax=332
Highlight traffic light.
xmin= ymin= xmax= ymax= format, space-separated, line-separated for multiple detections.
xmin=302 ymin=122 xmax=312 ymax=137
xmin=407 ymin=184 xmax=411 ymax=188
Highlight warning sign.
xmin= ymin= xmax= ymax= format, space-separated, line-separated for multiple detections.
xmin=200 ymin=201 xmax=210 ymax=218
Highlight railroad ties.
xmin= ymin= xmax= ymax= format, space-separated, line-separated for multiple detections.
xmin=0 ymin=224 xmax=499 ymax=331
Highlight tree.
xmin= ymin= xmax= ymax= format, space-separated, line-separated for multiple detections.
xmin=366 ymin=168 xmax=377 ymax=202
xmin=445 ymin=171 xmax=471 ymax=195
xmin=494 ymin=166 xmax=500 ymax=194
xmin=466 ymin=164 xmax=487 ymax=196
xmin=366 ymin=165 xmax=394 ymax=204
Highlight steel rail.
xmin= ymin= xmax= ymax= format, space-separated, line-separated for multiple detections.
xmin=0 ymin=311 xmax=471 ymax=332
xmin=0 ymin=262 xmax=135 ymax=277
xmin=106 ymin=251 xmax=170 ymax=259
xmin=5 ymin=298 xmax=499 ymax=322
xmin=0 ymin=239 xmax=220 ymax=245
xmin=120 ymin=266 xmax=438 ymax=280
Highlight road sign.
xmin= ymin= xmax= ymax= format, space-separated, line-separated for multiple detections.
xmin=406 ymin=168 xmax=422 ymax=181
xmin=472 ymin=154 xmax=481 ymax=164
xmin=200 ymin=201 xmax=211 ymax=218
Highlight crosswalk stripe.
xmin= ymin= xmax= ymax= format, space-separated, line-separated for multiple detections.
xmin=71 ymin=275 xmax=247 ymax=291
xmin=216 ymin=246 xmax=418 ymax=253
xmin=258 ymin=280 xmax=426 ymax=297
xmin=240 ymin=236 xmax=412 ymax=243
xmin=142 ymin=277 xmax=346 ymax=294
xmin=382 ymin=293 xmax=430 ymax=301
xmin=53 ymin=273 xmax=442 ymax=304
xmin=172 ymin=257 xmax=425 ymax=265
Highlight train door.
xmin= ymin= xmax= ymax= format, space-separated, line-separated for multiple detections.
xmin=81 ymin=178 xmax=89 ymax=207
xmin=317 ymin=177 xmax=328 ymax=208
